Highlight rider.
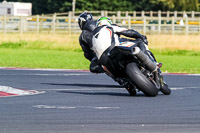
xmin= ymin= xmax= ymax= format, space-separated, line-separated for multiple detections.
xmin=78 ymin=12 xmax=104 ymax=73
xmin=92 ymin=17 xmax=154 ymax=95
xmin=92 ymin=17 xmax=150 ymax=62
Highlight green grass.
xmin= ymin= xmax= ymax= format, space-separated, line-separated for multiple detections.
xmin=0 ymin=39 xmax=200 ymax=73
xmin=0 ymin=48 xmax=200 ymax=73
xmin=0 ymin=48 xmax=90 ymax=70
xmin=155 ymin=54 xmax=200 ymax=73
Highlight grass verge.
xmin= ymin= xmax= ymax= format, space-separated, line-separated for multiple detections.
xmin=0 ymin=48 xmax=89 ymax=70
xmin=154 ymin=54 xmax=200 ymax=74
xmin=0 ymin=48 xmax=200 ymax=73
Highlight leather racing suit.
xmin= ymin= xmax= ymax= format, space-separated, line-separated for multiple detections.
xmin=79 ymin=20 xmax=104 ymax=73
xmin=92 ymin=25 xmax=151 ymax=90
xmin=92 ymin=25 xmax=148 ymax=60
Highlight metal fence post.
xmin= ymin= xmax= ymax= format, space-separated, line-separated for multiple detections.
xmin=143 ymin=16 xmax=146 ymax=35
xmin=158 ymin=15 xmax=161 ymax=34
xmin=167 ymin=11 xmax=170 ymax=18
xmin=142 ymin=11 xmax=145 ymax=17
xmin=126 ymin=11 xmax=129 ymax=17
xmin=150 ymin=11 xmax=153 ymax=17
xmin=20 ymin=16 xmax=23 ymax=34
xmin=185 ymin=17 xmax=189 ymax=35
xmin=68 ymin=12 xmax=72 ymax=35
xmin=174 ymin=11 xmax=177 ymax=18
xmin=117 ymin=11 xmax=121 ymax=18
xmin=112 ymin=15 xmax=116 ymax=24
xmin=158 ymin=10 xmax=161 ymax=17
xmin=24 ymin=16 xmax=28 ymax=32
xmin=199 ymin=19 xmax=200 ymax=35
xmin=105 ymin=11 xmax=108 ymax=17
xmin=52 ymin=13 xmax=56 ymax=34
xmin=172 ymin=17 xmax=175 ymax=35
xmin=3 ymin=15 xmax=6 ymax=34
xmin=128 ymin=16 xmax=131 ymax=29
xmin=183 ymin=11 xmax=186 ymax=17
xmin=101 ymin=11 xmax=104 ymax=16
xmin=192 ymin=11 xmax=195 ymax=18
xmin=133 ymin=11 xmax=136 ymax=18
xmin=36 ymin=15 xmax=40 ymax=33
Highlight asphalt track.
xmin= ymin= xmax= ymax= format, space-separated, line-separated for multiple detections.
xmin=0 ymin=68 xmax=200 ymax=133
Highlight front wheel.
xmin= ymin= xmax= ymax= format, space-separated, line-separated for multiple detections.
xmin=160 ymin=83 xmax=171 ymax=95
xmin=125 ymin=62 xmax=159 ymax=97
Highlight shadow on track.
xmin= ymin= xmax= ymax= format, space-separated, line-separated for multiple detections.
xmin=42 ymin=83 xmax=123 ymax=88
xmin=58 ymin=90 xmax=131 ymax=97
xmin=42 ymin=83 xmax=146 ymax=97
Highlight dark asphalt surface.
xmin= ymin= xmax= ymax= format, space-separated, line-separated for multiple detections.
xmin=0 ymin=69 xmax=200 ymax=133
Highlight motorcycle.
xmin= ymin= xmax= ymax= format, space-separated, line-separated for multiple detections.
xmin=98 ymin=41 xmax=171 ymax=97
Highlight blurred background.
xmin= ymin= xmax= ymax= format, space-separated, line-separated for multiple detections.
xmin=0 ymin=0 xmax=200 ymax=34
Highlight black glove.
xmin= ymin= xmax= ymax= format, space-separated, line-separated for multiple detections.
xmin=142 ymin=35 xmax=148 ymax=45
xmin=89 ymin=57 xmax=105 ymax=73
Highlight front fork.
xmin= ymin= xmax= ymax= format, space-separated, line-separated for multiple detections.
xmin=153 ymin=67 xmax=165 ymax=90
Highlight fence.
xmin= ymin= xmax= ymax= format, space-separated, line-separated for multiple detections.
xmin=0 ymin=11 xmax=200 ymax=35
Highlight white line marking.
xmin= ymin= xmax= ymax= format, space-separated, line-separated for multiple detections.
xmin=171 ymin=87 xmax=200 ymax=90
xmin=33 ymin=105 xmax=120 ymax=110
xmin=0 ymin=74 xmax=90 ymax=76
xmin=94 ymin=107 xmax=120 ymax=109
xmin=0 ymin=67 xmax=89 ymax=72
xmin=171 ymin=87 xmax=185 ymax=90
xmin=32 ymin=74 xmax=89 ymax=76
xmin=163 ymin=73 xmax=200 ymax=76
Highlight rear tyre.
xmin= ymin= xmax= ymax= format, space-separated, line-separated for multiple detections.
xmin=160 ymin=83 xmax=171 ymax=95
xmin=125 ymin=62 xmax=159 ymax=97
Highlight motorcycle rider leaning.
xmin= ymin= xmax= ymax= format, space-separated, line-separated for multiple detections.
xmin=92 ymin=17 xmax=150 ymax=64
xmin=78 ymin=12 xmax=104 ymax=73
xmin=92 ymin=17 xmax=155 ymax=95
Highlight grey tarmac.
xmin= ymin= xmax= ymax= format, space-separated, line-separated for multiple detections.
xmin=0 ymin=69 xmax=199 ymax=133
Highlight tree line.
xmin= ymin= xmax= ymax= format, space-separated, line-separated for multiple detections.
xmin=5 ymin=0 xmax=200 ymax=15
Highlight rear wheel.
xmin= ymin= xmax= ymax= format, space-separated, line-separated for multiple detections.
xmin=125 ymin=62 xmax=159 ymax=97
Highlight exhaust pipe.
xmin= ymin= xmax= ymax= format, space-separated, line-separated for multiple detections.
xmin=132 ymin=47 xmax=157 ymax=72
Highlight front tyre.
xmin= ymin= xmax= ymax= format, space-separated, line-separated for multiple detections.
xmin=125 ymin=62 xmax=159 ymax=97
xmin=160 ymin=83 xmax=171 ymax=95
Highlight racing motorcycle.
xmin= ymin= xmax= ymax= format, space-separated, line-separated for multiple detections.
xmin=98 ymin=41 xmax=171 ymax=97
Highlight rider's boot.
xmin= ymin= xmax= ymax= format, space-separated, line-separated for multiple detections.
xmin=115 ymin=78 xmax=137 ymax=96
xmin=126 ymin=85 xmax=137 ymax=96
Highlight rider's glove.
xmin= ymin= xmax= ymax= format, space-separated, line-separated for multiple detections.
xmin=90 ymin=57 xmax=105 ymax=73
xmin=142 ymin=35 xmax=148 ymax=45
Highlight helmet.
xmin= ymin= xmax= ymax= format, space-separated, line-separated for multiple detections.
xmin=96 ymin=17 xmax=112 ymax=27
xmin=78 ymin=12 xmax=93 ymax=30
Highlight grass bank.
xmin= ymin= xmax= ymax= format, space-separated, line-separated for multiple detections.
xmin=153 ymin=52 xmax=200 ymax=73
xmin=0 ymin=48 xmax=89 ymax=69
xmin=0 ymin=33 xmax=200 ymax=73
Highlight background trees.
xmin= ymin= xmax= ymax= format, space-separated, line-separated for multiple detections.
xmin=5 ymin=0 xmax=200 ymax=15
xmin=150 ymin=0 xmax=199 ymax=11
